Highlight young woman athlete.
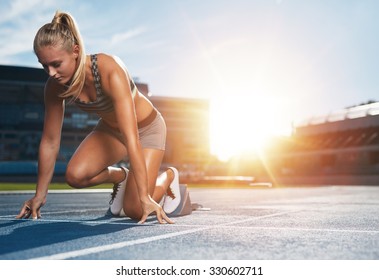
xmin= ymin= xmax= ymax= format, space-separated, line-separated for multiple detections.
xmin=16 ymin=11 xmax=181 ymax=224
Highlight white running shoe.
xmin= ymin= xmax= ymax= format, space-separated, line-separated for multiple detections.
xmin=163 ymin=167 xmax=181 ymax=214
xmin=109 ymin=167 xmax=128 ymax=216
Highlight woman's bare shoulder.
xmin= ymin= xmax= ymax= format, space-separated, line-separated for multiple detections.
xmin=96 ymin=53 xmax=127 ymax=73
xmin=96 ymin=53 xmax=118 ymax=67
xmin=96 ymin=53 xmax=131 ymax=88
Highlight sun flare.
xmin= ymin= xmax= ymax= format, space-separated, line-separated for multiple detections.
xmin=210 ymin=94 xmax=291 ymax=161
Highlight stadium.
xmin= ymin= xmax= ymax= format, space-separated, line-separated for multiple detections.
xmin=1 ymin=2 xmax=379 ymax=271
xmin=262 ymin=101 xmax=379 ymax=186
xmin=1 ymin=64 xmax=379 ymax=186
xmin=1 ymin=66 xmax=379 ymax=263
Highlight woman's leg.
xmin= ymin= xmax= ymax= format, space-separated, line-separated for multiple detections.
xmin=66 ymin=130 xmax=176 ymax=220
xmin=153 ymin=168 xmax=175 ymax=203
xmin=122 ymin=148 xmax=176 ymax=220
xmin=65 ymin=131 xmax=128 ymax=188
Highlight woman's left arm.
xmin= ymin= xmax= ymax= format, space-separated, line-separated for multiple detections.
xmin=104 ymin=56 xmax=171 ymax=224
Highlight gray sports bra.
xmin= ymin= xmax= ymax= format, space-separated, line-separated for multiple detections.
xmin=74 ymin=54 xmax=137 ymax=113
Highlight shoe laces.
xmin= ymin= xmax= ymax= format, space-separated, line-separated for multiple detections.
xmin=109 ymin=183 xmax=120 ymax=205
xmin=166 ymin=185 xmax=176 ymax=200
xmin=109 ymin=167 xmax=128 ymax=205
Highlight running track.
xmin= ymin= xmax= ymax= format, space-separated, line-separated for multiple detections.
xmin=1 ymin=185 xmax=379 ymax=260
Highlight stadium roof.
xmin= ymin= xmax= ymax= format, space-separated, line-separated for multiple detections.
xmin=294 ymin=102 xmax=379 ymax=135
xmin=296 ymin=102 xmax=379 ymax=127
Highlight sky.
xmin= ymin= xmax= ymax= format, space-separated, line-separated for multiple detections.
xmin=1 ymin=0 xmax=379 ymax=153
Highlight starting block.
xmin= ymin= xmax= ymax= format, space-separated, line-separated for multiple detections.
xmin=167 ymin=184 xmax=211 ymax=217
xmin=167 ymin=184 xmax=193 ymax=217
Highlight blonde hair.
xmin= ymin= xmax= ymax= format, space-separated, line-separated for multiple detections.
xmin=33 ymin=11 xmax=86 ymax=100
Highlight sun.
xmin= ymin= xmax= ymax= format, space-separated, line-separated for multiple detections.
xmin=209 ymin=94 xmax=291 ymax=161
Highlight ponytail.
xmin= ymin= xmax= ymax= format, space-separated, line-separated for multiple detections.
xmin=34 ymin=11 xmax=86 ymax=100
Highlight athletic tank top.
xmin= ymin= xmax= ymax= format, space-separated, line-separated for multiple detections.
xmin=74 ymin=54 xmax=138 ymax=113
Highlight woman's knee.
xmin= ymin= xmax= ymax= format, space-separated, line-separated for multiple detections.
xmin=65 ymin=164 xmax=88 ymax=188
xmin=123 ymin=207 xmax=143 ymax=221
xmin=123 ymin=198 xmax=143 ymax=221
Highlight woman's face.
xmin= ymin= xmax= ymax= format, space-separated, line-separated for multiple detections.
xmin=36 ymin=44 xmax=79 ymax=85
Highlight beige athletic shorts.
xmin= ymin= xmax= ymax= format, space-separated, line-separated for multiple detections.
xmin=93 ymin=109 xmax=166 ymax=151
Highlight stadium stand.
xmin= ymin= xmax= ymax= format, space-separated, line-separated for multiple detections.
xmin=2 ymin=64 xmax=378 ymax=185
xmin=263 ymin=102 xmax=379 ymax=185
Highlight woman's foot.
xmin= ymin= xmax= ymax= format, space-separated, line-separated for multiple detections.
xmin=163 ymin=167 xmax=181 ymax=214
xmin=109 ymin=167 xmax=128 ymax=216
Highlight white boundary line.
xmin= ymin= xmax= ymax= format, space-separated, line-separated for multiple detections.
xmin=0 ymin=189 xmax=111 ymax=195
xmin=0 ymin=213 xmax=108 ymax=221
xmin=31 ymin=210 xmax=299 ymax=260
xmin=1 ymin=215 xmax=379 ymax=235
xmin=0 ymin=208 xmax=109 ymax=219
xmin=1 ymin=209 xmax=378 ymax=260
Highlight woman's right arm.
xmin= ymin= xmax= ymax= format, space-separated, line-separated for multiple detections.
xmin=16 ymin=79 xmax=65 ymax=219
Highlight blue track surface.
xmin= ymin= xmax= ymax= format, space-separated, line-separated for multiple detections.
xmin=1 ymin=186 xmax=379 ymax=260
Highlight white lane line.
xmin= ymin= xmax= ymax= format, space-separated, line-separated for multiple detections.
xmin=37 ymin=208 xmax=109 ymax=215
xmin=1 ymin=215 xmax=378 ymax=235
xmin=0 ymin=208 xmax=292 ymax=224
xmin=33 ymin=227 xmax=210 ymax=260
xmin=0 ymin=208 xmax=109 ymax=219
xmin=0 ymin=189 xmax=111 ymax=195
xmin=215 ymin=226 xmax=379 ymax=234
xmin=0 ymin=217 xmax=139 ymax=226
xmin=32 ymin=210 xmax=298 ymax=260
